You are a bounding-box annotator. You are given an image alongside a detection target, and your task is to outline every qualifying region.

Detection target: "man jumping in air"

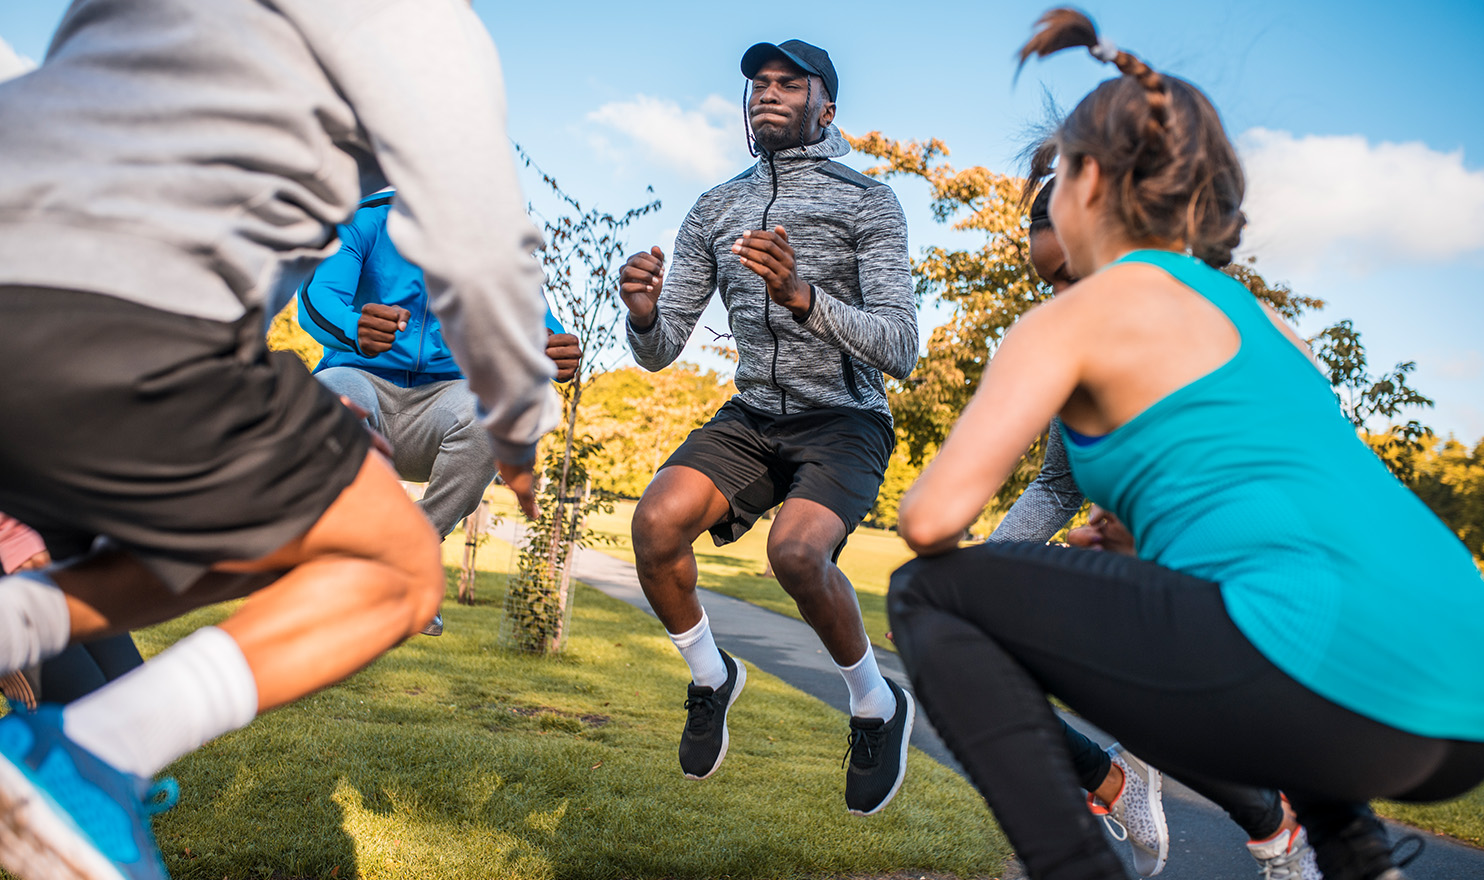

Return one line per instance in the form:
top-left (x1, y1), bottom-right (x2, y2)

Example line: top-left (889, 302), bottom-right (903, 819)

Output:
top-left (620, 39), bottom-right (919, 816)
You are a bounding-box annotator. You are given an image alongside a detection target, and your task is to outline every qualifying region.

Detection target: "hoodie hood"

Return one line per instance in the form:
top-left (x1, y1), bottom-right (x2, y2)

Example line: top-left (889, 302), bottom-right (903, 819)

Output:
top-left (758, 124), bottom-right (850, 162)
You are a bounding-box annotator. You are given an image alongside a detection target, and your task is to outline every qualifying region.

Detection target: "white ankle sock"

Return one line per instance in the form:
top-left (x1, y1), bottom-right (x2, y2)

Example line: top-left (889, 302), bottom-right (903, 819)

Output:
top-left (0, 571), bottom-right (71, 676)
top-left (837, 648), bottom-right (896, 721)
top-left (668, 611), bottom-right (728, 689)
top-left (64, 626), bottom-right (259, 778)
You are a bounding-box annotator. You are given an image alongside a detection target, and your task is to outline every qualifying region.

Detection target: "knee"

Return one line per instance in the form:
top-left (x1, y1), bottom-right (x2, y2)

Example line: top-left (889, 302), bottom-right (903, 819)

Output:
top-left (632, 495), bottom-right (687, 560)
top-left (316, 369), bottom-right (377, 414)
top-left (768, 540), bottom-right (829, 595)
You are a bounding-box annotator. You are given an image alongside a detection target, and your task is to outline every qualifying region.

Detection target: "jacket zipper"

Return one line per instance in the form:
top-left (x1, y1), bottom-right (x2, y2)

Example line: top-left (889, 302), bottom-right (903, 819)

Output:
top-left (760, 153), bottom-right (787, 414)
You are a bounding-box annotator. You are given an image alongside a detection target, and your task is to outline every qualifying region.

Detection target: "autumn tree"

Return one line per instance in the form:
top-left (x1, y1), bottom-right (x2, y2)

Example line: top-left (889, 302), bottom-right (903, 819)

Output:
top-left (1402, 436), bottom-right (1484, 562)
top-left (847, 133), bottom-right (1044, 494)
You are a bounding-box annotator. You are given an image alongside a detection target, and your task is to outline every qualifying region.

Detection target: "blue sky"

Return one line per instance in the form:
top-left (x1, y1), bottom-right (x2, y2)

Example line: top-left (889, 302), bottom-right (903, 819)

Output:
top-left (3, 1), bottom-right (1482, 440)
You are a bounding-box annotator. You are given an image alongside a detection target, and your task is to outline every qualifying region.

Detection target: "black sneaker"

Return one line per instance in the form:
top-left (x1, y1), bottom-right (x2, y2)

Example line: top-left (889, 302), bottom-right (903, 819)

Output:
top-left (420, 613), bottom-right (444, 637)
top-left (679, 649), bottom-right (746, 780)
top-left (843, 678), bottom-right (915, 816)
top-left (1310, 806), bottom-right (1422, 880)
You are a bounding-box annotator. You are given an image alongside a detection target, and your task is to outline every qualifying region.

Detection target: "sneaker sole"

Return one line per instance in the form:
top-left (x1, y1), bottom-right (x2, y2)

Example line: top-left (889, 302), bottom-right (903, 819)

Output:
top-left (683, 660), bottom-right (747, 781)
top-left (847, 686), bottom-right (915, 817)
top-left (0, 751), bottom-right (126, 880)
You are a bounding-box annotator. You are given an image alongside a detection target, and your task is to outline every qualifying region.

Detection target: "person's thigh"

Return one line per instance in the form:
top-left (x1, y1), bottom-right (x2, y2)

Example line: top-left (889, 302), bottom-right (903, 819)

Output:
top-left (767, 497), bottom-right (848, 568)
top-left (380, 379), bottom-right (490, 484)
top-left (651, 402), bottom-right (785, 547)
top-left (780, 406), bottom-right (893, 553)
top-left (0, 286), bottom-right (371, 594)
top-left (889, 542), bottom-right (1454, 803)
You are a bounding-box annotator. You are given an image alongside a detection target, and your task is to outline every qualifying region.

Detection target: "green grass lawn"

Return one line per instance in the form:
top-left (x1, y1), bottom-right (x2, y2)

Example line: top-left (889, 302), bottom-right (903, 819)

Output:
top-left (99, 534), bottom-right (1009, 880)
top-left (567, 499), bottom-right (1484, 850)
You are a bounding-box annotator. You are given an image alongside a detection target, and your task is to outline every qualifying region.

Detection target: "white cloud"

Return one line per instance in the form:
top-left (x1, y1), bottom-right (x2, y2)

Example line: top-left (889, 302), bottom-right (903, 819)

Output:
top-left (0, 35), bottom-right (37, 82)
top-left (587, 94), bottom-right (747, 182)
top-left (1237, 128), bottom-right (1484, 274)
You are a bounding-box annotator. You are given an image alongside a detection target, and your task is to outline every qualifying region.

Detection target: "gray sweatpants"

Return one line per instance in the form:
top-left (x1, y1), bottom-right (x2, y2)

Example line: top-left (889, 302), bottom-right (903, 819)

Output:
top-left (316, 367), bottom-right (496, 538)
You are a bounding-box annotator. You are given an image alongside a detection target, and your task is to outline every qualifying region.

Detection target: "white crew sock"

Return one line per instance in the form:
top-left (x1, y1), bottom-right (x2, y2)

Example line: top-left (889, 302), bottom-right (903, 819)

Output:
top-left (668, 611), bottom-right (728, 689)
top-left (0, 571), bottom-right (72, 676)
top-left (64, 626), bottom-right (259, 778)
top-left (837, 648), bottom-right (896, 721)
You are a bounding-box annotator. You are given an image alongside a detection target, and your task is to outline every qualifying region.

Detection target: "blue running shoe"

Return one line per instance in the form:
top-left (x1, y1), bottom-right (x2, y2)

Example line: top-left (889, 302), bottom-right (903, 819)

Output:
top-left (0, 703), bottom-right (177, 880)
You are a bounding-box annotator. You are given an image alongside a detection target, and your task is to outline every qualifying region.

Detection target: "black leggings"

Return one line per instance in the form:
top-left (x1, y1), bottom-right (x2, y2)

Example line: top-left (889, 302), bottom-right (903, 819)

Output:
top-left (888, 541), bottom-right (1484, 880)
top-left (40, 635), bottom-right (143, 704)
top-left (1059, 716), bottom-right (1283, 840)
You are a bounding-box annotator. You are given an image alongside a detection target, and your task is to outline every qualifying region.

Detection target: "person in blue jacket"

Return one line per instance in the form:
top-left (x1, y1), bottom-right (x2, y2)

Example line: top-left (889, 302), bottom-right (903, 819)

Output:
top-left (300, 190), bottom-right (580, 635)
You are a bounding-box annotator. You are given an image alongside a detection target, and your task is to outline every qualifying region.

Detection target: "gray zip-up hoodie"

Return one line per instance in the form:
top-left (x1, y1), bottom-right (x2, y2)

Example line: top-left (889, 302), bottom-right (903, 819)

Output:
top-left (0, 0), bottom-right (557, 464)
top-left (627, 126), bottom-right (917, 419)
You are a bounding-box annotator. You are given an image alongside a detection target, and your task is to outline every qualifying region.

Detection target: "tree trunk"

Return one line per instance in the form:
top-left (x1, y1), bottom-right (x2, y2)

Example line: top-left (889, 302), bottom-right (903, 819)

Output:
top-left (457, 499), bottom-right (490, 605)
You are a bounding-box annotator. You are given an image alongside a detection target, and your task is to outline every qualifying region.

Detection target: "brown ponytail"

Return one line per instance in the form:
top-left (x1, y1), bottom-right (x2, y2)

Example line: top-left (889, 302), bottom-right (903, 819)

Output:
top-left (1018, 8), bottom-right (1245, 268)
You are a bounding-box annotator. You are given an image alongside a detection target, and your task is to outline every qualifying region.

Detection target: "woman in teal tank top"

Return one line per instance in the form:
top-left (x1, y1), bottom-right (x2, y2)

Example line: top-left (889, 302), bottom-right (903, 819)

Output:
top-left (887, 10), bottom-right (1484, 880)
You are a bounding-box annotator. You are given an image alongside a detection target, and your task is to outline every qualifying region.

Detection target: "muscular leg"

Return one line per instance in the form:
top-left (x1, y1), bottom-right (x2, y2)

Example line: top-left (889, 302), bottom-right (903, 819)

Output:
top-left (765, 498), bottom-right (866, 666)
top-left (630, 465), bottom-right (732, 634)
top-left (53, 451), bottom-right (443, 711)
top-left (392, 381), bottom-right (498, 539)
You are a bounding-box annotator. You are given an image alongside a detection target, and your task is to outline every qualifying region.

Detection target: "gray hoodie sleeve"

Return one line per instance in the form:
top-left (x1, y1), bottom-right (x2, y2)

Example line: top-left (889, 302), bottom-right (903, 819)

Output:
top-left (990, 419), bottom-right (1087, 543)
top-left (627, 200), bottom-right (716, 371)
top-left (288, 0), bottom-right (559, 465)
top-left (798, 185), bottom-right (918, 379)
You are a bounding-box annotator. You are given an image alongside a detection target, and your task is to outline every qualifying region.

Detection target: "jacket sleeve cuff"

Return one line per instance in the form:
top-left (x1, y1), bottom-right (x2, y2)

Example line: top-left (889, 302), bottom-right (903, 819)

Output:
top-left (790, 284), bottom-right (817, 324)
top-left (628, 308), bottom-right (660, 335)
top-left (488, 438), bottom-right (539, 467)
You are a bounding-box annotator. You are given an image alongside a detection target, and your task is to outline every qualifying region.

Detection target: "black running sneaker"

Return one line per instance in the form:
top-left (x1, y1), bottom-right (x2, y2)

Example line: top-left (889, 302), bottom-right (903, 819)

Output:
top-left (843, 678), bottom-right (915, 816)
top-left (678, 649), bottom-right (746, 780)
top-left (1310, 806), bottom-right (1422, 880)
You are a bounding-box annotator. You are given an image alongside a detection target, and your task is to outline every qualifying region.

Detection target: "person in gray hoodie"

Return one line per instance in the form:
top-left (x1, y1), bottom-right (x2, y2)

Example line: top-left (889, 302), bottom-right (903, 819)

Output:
top-left (0, 2), bottom-right (557, 878)
top-left (619, 39), bottom-right (919, 817)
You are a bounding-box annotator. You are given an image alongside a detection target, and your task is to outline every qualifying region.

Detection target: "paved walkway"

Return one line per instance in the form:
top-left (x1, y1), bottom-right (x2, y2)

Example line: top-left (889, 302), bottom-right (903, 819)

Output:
top-left (493, 522), bottom-right (1484, 879)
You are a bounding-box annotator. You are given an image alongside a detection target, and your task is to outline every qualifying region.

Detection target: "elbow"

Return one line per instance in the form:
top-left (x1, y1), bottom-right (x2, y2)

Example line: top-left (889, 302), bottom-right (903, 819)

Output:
top-left (898, 486), bottom-right (972, 557)
top-left (897, 506), bottom-right (952, 557)
top-left (885, 348), bottom-right (919, 381)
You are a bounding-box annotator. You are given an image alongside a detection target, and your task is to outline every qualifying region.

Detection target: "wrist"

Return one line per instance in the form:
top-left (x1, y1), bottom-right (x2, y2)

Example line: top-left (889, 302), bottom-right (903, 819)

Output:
top-left (628, 307), bottom-right (658, 334)
top-left (787, 282), bottom-right (815, 322)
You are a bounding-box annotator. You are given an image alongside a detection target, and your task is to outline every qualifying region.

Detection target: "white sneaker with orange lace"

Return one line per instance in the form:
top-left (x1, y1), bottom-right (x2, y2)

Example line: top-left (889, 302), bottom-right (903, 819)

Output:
top-left (1248, 824), bottom-right (1322, 880)
top-left (1087, 743), bottom-right (1169, 877)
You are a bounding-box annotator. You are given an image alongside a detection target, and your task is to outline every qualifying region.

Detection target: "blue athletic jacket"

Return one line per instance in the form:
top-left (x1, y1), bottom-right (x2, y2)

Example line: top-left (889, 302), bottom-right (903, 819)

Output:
top-left (299, 191), bottom-right (562, 387)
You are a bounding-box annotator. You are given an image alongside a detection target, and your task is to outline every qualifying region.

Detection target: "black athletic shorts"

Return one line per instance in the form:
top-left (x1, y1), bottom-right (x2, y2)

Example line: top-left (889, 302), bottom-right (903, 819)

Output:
top-left (0, 286), bottom-right (370, 592)
top-left (662, 398), bottom-right (894, 555)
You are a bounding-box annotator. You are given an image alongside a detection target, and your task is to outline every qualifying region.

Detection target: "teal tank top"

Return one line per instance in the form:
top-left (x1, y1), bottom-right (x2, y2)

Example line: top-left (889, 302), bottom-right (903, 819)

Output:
top-left (1062, 250), bottom-right (1484, 740)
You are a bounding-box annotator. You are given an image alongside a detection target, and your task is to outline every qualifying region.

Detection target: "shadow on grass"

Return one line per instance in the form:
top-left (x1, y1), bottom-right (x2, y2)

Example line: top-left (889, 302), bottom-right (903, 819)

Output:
top-left (131, 563), bottom-right (1008, 879)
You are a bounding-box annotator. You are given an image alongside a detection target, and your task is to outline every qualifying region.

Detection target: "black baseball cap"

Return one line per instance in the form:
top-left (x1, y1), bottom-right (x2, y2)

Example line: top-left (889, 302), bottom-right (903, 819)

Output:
top-left (741, 40), bottom-right (838, 103)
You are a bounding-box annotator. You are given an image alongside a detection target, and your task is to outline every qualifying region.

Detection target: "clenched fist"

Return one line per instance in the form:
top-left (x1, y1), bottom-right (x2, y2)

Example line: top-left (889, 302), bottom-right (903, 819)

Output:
top-left (619, 246), bottom-right (665, 330)
top-left (357, 303), bottom-right (409, 356)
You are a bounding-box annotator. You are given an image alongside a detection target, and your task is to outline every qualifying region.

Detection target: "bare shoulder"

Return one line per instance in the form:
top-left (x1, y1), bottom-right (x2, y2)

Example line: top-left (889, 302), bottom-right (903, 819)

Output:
top-left (1040, 262), bottom-right (1180, 329)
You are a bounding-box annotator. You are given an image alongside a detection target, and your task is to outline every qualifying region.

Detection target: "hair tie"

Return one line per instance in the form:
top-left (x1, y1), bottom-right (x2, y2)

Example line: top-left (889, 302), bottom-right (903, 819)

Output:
top-left (1090, 36), bottom-right (1119, 63)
